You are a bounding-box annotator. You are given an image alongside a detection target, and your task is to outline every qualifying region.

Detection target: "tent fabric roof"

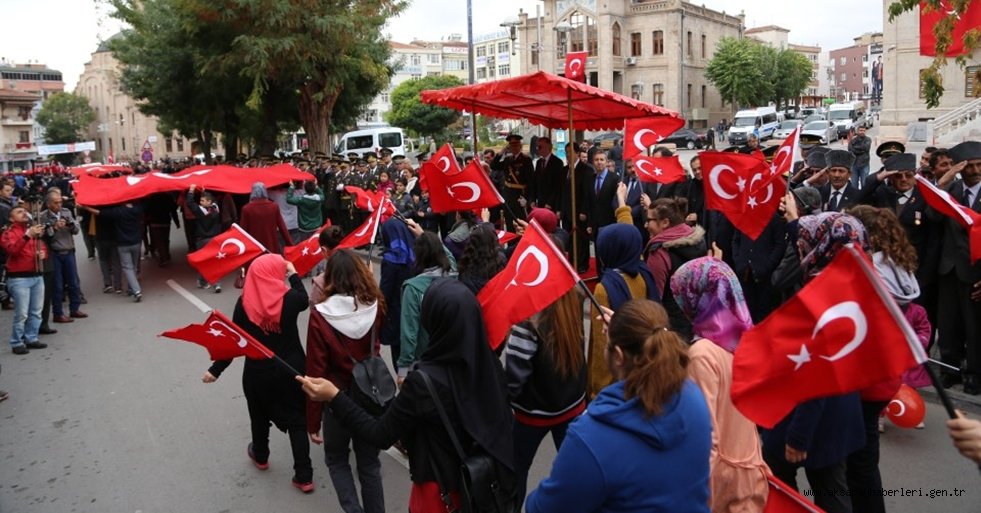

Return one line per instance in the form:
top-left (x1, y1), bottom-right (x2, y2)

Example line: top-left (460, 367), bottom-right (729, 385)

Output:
top-left (420, 71), bottom-right (680, 131)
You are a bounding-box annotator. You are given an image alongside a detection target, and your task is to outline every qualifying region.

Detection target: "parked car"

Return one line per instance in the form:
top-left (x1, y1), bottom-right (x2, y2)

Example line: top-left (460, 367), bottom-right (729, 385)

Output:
top-left (801, 120), bottom-right (838, 144)
top-left (773, 120), bottom-right (802, 139)
top-left (662, 128), bottom-right (707, 150)
top-left (592, 132), bottom-right (623, 149)
top-left (803, 114), bottom-right (825, 125)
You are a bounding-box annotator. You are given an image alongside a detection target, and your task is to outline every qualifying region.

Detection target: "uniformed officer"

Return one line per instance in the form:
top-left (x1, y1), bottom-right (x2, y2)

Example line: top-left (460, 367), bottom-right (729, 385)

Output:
top-left (490, 133), bottom-right (533, 230)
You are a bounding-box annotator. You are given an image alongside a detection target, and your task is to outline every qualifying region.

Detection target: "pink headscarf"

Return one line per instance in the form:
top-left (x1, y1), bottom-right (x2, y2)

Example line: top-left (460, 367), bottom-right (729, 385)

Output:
top-left (668, 257), bottom-right (754, 352)
top-left (242, 254), bottom-right (290, 333)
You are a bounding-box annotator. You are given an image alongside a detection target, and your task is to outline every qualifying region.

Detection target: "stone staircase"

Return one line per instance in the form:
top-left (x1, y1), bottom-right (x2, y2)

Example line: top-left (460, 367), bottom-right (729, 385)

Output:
top-left (930, 96), bottom-right (981, 145)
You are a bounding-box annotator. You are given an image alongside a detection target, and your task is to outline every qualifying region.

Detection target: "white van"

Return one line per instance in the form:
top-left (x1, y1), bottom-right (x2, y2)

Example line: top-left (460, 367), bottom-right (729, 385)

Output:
top-left (727, 106), bottom-right (780, 144)
top-left (828, 102), bottom-right (867, 137)
top-left (333, 127), bottom-right (410, 158)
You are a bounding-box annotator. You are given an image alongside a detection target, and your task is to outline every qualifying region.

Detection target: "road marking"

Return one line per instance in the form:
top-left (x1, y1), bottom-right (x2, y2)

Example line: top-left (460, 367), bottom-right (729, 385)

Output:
top-left (167, 279), bottom-right (212, 313)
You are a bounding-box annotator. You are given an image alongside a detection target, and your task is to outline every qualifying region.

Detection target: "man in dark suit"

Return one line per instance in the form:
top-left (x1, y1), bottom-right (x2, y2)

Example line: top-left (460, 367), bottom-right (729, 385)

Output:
top-left (932, 141), bottom-right (981, 394)
top-left (528, 137), bottom-right (565, 212)
top-left (589, 151), bottom-right (619, 233)
top-left (561, 143), bottom-right (594, 272)
top-left (621, 159), bottom-right (647, 240)
top-left (818, 150), bottom-right (859, 212)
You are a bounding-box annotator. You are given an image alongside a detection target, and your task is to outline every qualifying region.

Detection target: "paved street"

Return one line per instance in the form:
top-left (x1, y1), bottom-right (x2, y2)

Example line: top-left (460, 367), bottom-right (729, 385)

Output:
top-left (0, 210), bottom-right (978, 513)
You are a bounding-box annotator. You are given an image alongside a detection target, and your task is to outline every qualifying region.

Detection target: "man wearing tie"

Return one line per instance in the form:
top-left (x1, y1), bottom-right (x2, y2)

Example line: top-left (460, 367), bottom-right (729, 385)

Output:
top-left (620, 159), bottom-right (647, 241)
top-left (528, 137), bottom-right (565, 213)
top-left (932, 140), bottom-right (981, 395)
top-left (589, 152), bottom-right (619, 234)
top-left (819, 150), bottom-right (858, 212)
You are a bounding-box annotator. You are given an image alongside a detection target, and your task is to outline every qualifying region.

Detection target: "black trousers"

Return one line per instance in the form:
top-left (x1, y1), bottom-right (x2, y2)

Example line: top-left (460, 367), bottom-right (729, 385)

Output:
top-left (502, 187), bottom-right (527, 232)
top-left (937, 271), bottom-right (981, 377)
top-left (846, 400), bottom-right (888, 513)
top-left (766, 455), bottom-right (852, 513)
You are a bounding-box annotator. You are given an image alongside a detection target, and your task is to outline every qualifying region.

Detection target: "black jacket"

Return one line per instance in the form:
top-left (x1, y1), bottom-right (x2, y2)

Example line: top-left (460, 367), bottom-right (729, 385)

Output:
top-left (529, 153), bottom-right (566, 211)
top-left (589, 169), bottom-right (619, 229)
top-left (731, 214), bottom-right (788, 280)
top-left (505, 320), bottom-right (587, 426)
top-left (933, 180), bottom-right (981, 284)
top-left (818, 182), bottom-right (859, 212)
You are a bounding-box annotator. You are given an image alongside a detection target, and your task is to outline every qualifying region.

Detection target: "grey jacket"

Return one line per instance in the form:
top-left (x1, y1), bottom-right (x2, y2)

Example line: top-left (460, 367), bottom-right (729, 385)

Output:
top-left (39, 208), bottom-right (79, 252)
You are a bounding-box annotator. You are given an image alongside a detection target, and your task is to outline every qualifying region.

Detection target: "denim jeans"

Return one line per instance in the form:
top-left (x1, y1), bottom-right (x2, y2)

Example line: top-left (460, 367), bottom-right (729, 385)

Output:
top-left (851, 164), bottom-right (869, 189)
top-left (322, 409), bottom-right (385, 513)
top-left (117, 243), bottom-right (142, 295)
top-left (8, 276), bottom-right (44, 347)
top-left (51, 251), bottom-right (82, 316)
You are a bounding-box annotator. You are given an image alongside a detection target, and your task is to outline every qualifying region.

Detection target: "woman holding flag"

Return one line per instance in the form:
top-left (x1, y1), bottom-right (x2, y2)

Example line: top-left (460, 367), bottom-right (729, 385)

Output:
top-left (202, 253), bottom-right (314, 494)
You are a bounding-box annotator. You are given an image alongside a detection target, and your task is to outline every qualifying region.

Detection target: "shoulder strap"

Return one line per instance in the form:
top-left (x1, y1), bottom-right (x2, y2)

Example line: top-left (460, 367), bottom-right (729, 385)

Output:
top-left (326, 321), bottom-right (378, 365)
top-left (418, 370), bottom-right (467, 461)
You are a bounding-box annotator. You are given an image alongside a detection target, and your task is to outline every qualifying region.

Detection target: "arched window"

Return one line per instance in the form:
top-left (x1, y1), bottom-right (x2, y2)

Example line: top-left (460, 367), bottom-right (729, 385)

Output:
top-left (612, 22), bottom-right (621, 57)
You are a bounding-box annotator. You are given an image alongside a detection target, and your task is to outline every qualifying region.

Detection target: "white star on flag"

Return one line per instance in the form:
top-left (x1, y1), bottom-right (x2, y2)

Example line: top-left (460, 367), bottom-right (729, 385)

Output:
top-left (747, 195), bottom-right (759, 209)
top-left (301, 247), bottom-right (309, 256)
top-left (216, 252), bottom-right (226, 259)
top-left (654, 167), bottom-right (663, 176)
top-left (787, 344), bottom-right (811, 370)
top-left (736, 177), bottom-right (747, 191)
top-left (207, 328), bottom-right (224, 337)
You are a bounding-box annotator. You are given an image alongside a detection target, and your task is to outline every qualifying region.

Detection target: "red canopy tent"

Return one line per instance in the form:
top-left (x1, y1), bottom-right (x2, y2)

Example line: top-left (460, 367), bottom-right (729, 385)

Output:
top-left (420, 70), bottom-right (682, 266)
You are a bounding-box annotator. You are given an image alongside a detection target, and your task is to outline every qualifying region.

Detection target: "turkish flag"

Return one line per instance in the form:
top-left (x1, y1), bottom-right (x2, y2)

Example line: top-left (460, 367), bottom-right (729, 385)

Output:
top-left (764, 475), bottom-right (825, 513)
top-left (284, 219), bottom-right (332, 276)
top-left (419, 143), bottom-right (461, 193)
top-left (336, 200), bottom-right (387, 249)
top-left (699, 151), bottom-right (784, 240)
top-left (496, 230), bottom-right (519, 245)
top-left (915, 175), bottom-right (981, 262)
top-left (478, 220), bottom-right (579, 349)
top-left (770, 128), bottom-right (801, 178)
top-left (345, 186), bottom-right (376, 211)
top-left (731, 245), bottom-right (927, 428)
top-left (633, 155), bottom-right (687, 184)
top-left (187, 223), bottom-right (267, 284)
top-left (623, 117), bottom-right (687, 161)
top-left (920, 1), bottom-right (981, 56)
top-left (424, 158), bottom-right (504, 213)
top-left (564, 51), bottom-right (588, 82)
top-left (160, 309), bottom-right (274, 361)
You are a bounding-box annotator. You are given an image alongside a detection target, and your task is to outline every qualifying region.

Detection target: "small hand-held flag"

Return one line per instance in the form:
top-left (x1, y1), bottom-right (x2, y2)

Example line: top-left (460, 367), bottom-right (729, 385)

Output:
top-left (769, 127), bottom-right (801, 178)
top-left (623, 117), bottom-right (687, 161)
top-left (336, 196), bottom-right (388, 249)
top-left (419, 143), bottom-right (462, 193)
top-left (699, 151), bottom-right (784, 240)
top-left (915, 175), bottom-right (981, 262)
top-left (763, 475), bottom-right (826, 513)
top-left (425, 158), bottom-right (504, 213)
top-left (477, 220), bottom-right (580, 349)
top-left (284, 219), bottom-right (332, 276)
top-left (731, 244), bottom-right (926, 428)
top-left (633, 155), bottom-right (687, 184)
top-left (187, 223), bottom-right (267, 283)
top-left (564, 51), bottom-right (588, 82)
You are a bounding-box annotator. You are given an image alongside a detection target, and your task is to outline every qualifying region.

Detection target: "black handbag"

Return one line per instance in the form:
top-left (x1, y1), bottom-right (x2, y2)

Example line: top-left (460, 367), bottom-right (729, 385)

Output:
top-left (333, 324), bottom-right (396, 416)
top-left (419, 371), bottom-right (516, 513)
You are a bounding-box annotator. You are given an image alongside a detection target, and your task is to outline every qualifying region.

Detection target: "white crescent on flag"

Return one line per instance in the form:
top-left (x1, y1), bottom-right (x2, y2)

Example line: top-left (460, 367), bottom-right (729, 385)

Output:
top-left (507, 246), bottom-right (549, 289)
top-left (708, 164), bottom-right (739, 200)
top-left (218, 238), bottom-right (247, 257)
top-left (209, 320), bottom-right (248, 348)
top-left (814, 301), bottom-right (868, 362)
top-left (448, 182), bottom-right (481, 203)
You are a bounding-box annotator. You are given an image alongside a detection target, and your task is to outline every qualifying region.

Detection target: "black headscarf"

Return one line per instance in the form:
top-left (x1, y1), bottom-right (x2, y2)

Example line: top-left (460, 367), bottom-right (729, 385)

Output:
top-left (417, 279), bottom-right (514, 470)
top-left (597, 223), bottom-right (659, 309)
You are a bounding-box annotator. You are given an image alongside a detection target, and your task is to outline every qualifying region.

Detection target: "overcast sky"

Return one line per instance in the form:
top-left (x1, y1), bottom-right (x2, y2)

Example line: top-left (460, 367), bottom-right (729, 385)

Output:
top-left (1, 0), bottom-right (883, 91)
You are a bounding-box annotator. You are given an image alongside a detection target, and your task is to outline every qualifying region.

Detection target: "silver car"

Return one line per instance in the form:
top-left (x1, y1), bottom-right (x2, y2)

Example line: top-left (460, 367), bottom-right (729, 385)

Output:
top-left (773, 120), bottom-right (801, 139)
top-left (801, 120), bottom-right (838, 144)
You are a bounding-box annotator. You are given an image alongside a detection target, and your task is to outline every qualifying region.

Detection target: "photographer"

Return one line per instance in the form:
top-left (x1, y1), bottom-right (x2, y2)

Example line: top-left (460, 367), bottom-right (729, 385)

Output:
top-left (39, 191), bottom-right (86, 323)
top-left (0, 206), bottom-right (49, 355)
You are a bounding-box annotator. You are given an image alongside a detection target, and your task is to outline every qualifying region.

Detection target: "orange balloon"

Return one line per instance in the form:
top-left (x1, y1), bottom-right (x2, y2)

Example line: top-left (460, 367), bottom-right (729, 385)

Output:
top-left (886, 384), bottom-right (926, 429)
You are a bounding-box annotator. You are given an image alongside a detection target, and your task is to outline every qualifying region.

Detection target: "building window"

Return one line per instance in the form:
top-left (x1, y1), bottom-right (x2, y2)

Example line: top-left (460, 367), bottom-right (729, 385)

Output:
top-left (569, 12), bottom-right (584, 53)
top-left (862, 54), bottom-right (868, 62)
top-left (557, 31), bottom-right (567, 58)
top-left (612, 23), bottom-right (622, 57)
top-left (427, 71), bottom-right (440, 76)
top-left (177, 138), bottom-right (184, 152)
top-left (498, 42), bottom-right (509, 53)
top-left (122, 138), bottom-right (126, 152)
top-left (652, 83), bottom-right (664, 106)
top-left (19, 131), bottom-right (29, 143)
top-left (840, 72), bottom-right (847, 81)
top-left (631, 32), bottom-right (642, 56)
top-left (411, 54), bottom-right (421, 66)
top-left (381, 92), bottom-right (390, 103)
top-left (489, 65), bottom-right (496, 78)
top-left (839, 57), bottom-right (846, 66)
top-left (477, 68), bottom-right (487, 80)
top-left (687, 83), bottom-right (692, 108)
top-left (687, 31), bottom-right (693, 58)
top-left (17, 106), bottom-right (31, 119)
top-left (653, 30), bottom-right (664, 55)
top-left (477, 46), bottom-right (486, 57)
top-left (427, 54), bottom-right (440, 64)
top-left (966, 65), bottom-right (980, 97)
top-left (531, 45), bottom-right (539, 66)
top-left (165, 138), bottom-right (173, 153)
top-left (410, 73), bottom-right (422, 79)
top-left (501, 64), bottom-right (512, 76)
top-left (587, 16), bottom-right (598, 56)
top-left (132, 112), bottom-right (136, 125)
top-left (701, 85), bottom-right (707, 108)
top-left (701, 34), bottom-right (706, 59)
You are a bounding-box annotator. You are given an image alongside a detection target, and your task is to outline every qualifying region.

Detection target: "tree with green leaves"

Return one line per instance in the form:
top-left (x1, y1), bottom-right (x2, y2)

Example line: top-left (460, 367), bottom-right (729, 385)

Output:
top-left (183, 0), bottom-right (407, 154)
top-left (705, 37), bottom-right (768, 108)
top-left (889, 0), bottom-right (980, 108)
top-left (773, 49), bottom-right (815, 109)
top-left (36, 93), bottom-right (96, 145)
top-left (386, 75), bottom-right (464, 142)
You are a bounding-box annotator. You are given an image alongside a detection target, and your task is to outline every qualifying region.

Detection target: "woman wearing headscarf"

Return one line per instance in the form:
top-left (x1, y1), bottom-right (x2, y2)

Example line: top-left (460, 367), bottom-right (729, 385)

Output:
top-left (587, 186), bottom-right (659, 398)
top-left (202, 253), bottom-right (314, 493)
top-left (670, 257), bottom-right (769, 513)
top-left (526, 299), bottom-right (712, 513)
top-left (298, 279), bottom-right (515, 513)
top-left (305, 250), bottom-right (386, 513)
top-left (379, 217), bottom-right (415, 368)
top-left (239, 182), bottom-right (293, 254)
top-left (762, 212), bottom-right (866, 513)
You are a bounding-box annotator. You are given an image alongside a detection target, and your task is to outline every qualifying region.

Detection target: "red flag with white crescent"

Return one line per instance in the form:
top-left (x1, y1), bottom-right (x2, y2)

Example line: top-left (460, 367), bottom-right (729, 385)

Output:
top-left (731, 245), bottom-right (925, 428)
top-left (915, 175), bottom-right (981, 262)
top-left (633, 155), bottom-right (687, 184)
top-left (763, 475), bottom-right (825, 513)
top-left (496, 230), bottom-right (519, 246)
top-left (160, 309), bottom-right (274, 361)
top-left (564, 51), bottom-right (588, 82)
top-left (336, 197), bottom-right (388, 249)
top-left (699, 151), bottom-right (785, 240)
top-left (769, 127), bottom-right (801, 178)
top-left (424, 158), bottom-right (504, 213)
top-left (284, 219), bottom-right (333, 276)
top-left (477, 220), bottom-right (579, 349)
top-left (623, 117), bottom-right (687, 161)
top-left (920, 0), bottom-right (981, 56)
top-left (187, 223), bottom-right (267, 284)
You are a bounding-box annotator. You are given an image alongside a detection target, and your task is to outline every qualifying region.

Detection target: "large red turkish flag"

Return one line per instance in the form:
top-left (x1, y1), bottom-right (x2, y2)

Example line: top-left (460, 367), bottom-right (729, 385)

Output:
top-left (769, 127), bottom-right (801, 178)
top-left (633, 155), bottom-right (687, 184)
top-left (160, 309), bottom-right (274, 361)
top-left (623, 117), bottom-right (687, 161)
top-left (419, 143), bottom-right (461, 193)
top-left (699, 151), bottom-right (784, 240)
top-left (764, 475), bottom-right (825, 513)
top-left (424, 158), bottom-right (504, 213)
top-left (731, 245), bottom-right (926, 428)
top-left (336, 200), bottom-right (387, 249)
top-left (916, 175), bottom-right (981, 262)
top-left (187, 223), bottom-right (267, 283)
top-left (564, 51), bottom-right (588, 82)
top-left (477, 220), bottom-right (579, 349)
top-left (284, 219), bottom-right (332, 276)
top-left (920, 1), bottom-right (981, 56)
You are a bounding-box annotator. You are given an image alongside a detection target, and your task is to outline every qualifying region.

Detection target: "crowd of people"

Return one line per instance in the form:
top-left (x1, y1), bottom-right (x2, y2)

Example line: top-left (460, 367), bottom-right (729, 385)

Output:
top-left (2, 134), bottom-right (981, 513)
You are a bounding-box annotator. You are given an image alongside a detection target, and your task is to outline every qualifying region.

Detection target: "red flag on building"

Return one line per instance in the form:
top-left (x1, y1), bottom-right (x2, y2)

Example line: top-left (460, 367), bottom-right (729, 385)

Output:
top-left (478, 220), bottom-right (579, 349)
top-left (699, 151), bottom-right (784, 240)
top-left (920, 1), bottom-right (981, 56)
top-left (284, 219), bottom-right (332, 276)
top-left (633, 155), bottom-right (687, 184)
top-left (623, 117), bottom-right (687, 161)
top-left (336, 198), bottom-right (387, 249)
top-left (731, 245), bottom-right (927, 428)
top-left (764, 475), bottom-right (826, 513)
top-left (770, 127), bottom-right (801, 177)
top-left (160, 309), bottom-right (274, 361)
top-left (564, 51), bottom-right (589, 82)
top-left (915, 175), bottom-right (981, 262)
top-left (187, 223), bottom-right (267, 284)
top-left (424, 158), bottom-right (504, 213)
